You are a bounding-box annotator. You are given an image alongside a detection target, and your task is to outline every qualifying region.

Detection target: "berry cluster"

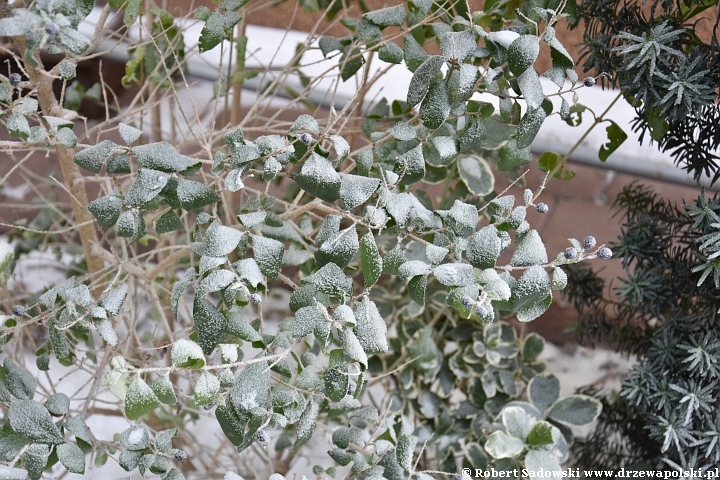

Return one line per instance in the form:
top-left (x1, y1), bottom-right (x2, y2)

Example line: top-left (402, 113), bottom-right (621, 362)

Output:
top-left (461, 296), bottom-right (488, 319)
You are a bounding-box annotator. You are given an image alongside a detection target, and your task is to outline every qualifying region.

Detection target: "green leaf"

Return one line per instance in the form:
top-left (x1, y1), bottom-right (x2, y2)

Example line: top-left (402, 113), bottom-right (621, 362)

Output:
top-left (517, 68), bottom-right (544, 110)
top-left (484, 430), bottom-right (524, 459)
top-left (378, 41), bottom-right (403, 64)
top-left (291, 114), bottom-right (319, 134)
top-left (292, 304), bottom-right (325, 338)
top-left (119, 123), bottom-right (142, 144)
top-left (508, 35), bottom-right (540, 76)
top-left (46, 393), bottom-right (70, 416)
top-left (339, 328), bottom-right (368, 368)
top-left (332, 426), bottom-right (364, 449)
top-left (155, 210), bottom-right (184, 234)
top-left (393, 144), bottom-right (425, 185)
top-left (510, 230), bottom-right (548, 267)
top-left (131, 142), bottom-right (200, 173)
top-left (498, 138), bottom-right (532, 171)
top-left (407, 55), bottom-right (444, 107)
top-left (251, 234), bottom-right (284, 279)
top-left (0, 10), bottom-right (39, 36)
top-left (440, 31), bottom-right (476, 62)
top-left (396, 434), bottom-right (413, 469)
top-left (537, 151), bottom-right (575, 180)
top-left (176, 179), bottom-right (220, 210)
top-left (197, 269), bottom-right (236, 296)
top-left (55, 128), bottom-right (78, 148)
top-left (419, 80), bottom-right (450, 129)
top-left (524, 450), bottom-right (561, 478)
top-left (199, 12), bottom-right (236, 52)
top-left (467, 225), bottom-right (501, 269)
top-left (4, 359), bottom-right (36, 400)
top-left (325, 362), bottom-right (348, 402)
top-left (116, 210), bottom-right (146, 242)
top-left (353, 297), bottom-right (388, 354)
top-left (433, 263), bottom-right (475, 286)
top-left (528, 373), bottom-right (560, 412)
top-left (7, 112), bottom-right (30, 139)
top-left (502, 406), bottom-right (532, 439)
top-left (339, 174), bottom-right (379, 209)
top-left (360, 233), bottom-right (382, 289)
top-left (294, 398), bottom-right (321, 450)
top-left (8, 400), bottom-right (64, 444)
top-left (363, 5), bottom-right (405, 26)
top-left (295, 153), bottom-right (341, 202)
top-left (408, 274), bottom-right (428, 305)
top-left (232, 258), bottom-right (265, 289)
top-left (449, 200), bottom-right (479, 229)
top-left (547, 395), bottom-right (602, 427)
top-left (125, 377), bottom-right (161, 420)
top-left (523, 332), bottom-right (545, 361)
top-left (194, 371), bottom-right (220, 406)
top-left (340, 47), bottom-right (364, 82)
top-left (151, 374), bottom-right (177, 404)
top-left (552, 267), bottom-right (568, 290)
top-left (193, 297), bottom-right (227, 355)
top-left (230, 361), bottom-right (270, 414)
top-left (515, 107), bottom-right (546, 149)
top-left (526, 421), bottom-right (554, 447)
top-left (403, 34), bottom-right (429, 73)
top-left (124, 169), bottom-right (170, 208)
top-left (0, 466), bottom-right (29, 480)
top-left (647, 107), bottom-right (669, 142)
top-left (458, 155), bottom-right (494, 195)
top-left (205, 221), bottom-right (243, 257)
top-left (57, 442), bottom-right (85, 474)
top-left (315, 226), bottom-right (358, 269)
top-left (171, 339), bottom-right (206, 369)
top-left (319, 36), bottom-right (342, 57)
top-left (512, 265), bottom-right (551, 322)
top-left (88, 195), bottom-right (123, 228)
top-left (599, 120), bottom-right (627, 161)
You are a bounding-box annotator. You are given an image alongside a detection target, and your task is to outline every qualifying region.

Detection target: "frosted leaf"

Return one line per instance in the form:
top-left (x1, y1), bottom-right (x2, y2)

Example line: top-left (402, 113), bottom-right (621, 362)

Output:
top-left (131, 142), bottom-right (199, 173)
top-left (398, 260), bottom-right (432, 279)
top-left (453, 64), bottom-right (479, 102)
top-left (379, 41), bottom-right (404, 63)
top-left (171, 268), bottom-right (195, 318)
top-left (56, 442), bottom-right (85, 474)
top-left (251, 234), bottom-right (284, 279)
top-left (393, 144), bottom-right (425, 185)
top-left (4, 358), bottom-right (36, 400)
top-left (88, 194), bottom-right (123, 228)
top-left (291, 114), bottom-right (319, 134)
top-left (524, 189), bottom-right (533, 205)
top-left (517, 68), bottom-right (544, 110)
top-left (407, 55), bottom-right (443, 106)
top-left (125, 377), bottom-right (161, 420)
top-left (302, 262), bottom-right (353, 300)
top-left (410, 196), bottom-right (442, 230)
top-left (93, 318), bottom-right (117, 347)
top-left (516, 107), bottom-right (547, 149)
top-left (6, 112), bottom-right (30, 139)
top-left (457, 155), bottom-right (494, 195)
top-left (477, 269), bottom-right (511, 301)
top-left (194, 371), bottom-right (220, 406)
top-left (295, 153), bottom-right (341, 202)
top-left (230, 361), bottom-right (270, 414)
top-left (0, 466), bottom-right (29, 480)
top-left (205, 221), bottom-right (243, 257)
top-left (420, 80), bottom-right (451, 130)
top-left (432, 136), bottom-right (457, 164)
top-left (118, 123), bottom-right (142, 144)
top-left (387, 122), bottom-right (416, 141)
top-left (231, 258), bottom-right (265, 289)
top-left (363, 5), bottom-right (405, 26)
top-left (238, 211), bottom-right (265, 229)
top-left (225, 473), bottom-right (246, 480)
top-left (292, 305), bottom-right (325, 338)
top-left (263, 157), bottom-right (282, 180)
top-left (513, 266), bottom-right (552, 322)
top-left (433, 263), bottom-right (475, 286)
top-left (316, 215), bottom-right (342, 247)
top-left (220, 344), bottom-right (239, 364)
top-left (55, 128), bottom-right (77, 148)
top-left (332, 426), bottom-right (364, 449)
top-left (120, 425), bottom-right (150, 450)
top-left (353, 297), bottom-right (388, 354)
top-left (9, 400), bottom-right (64, 444)
top-left (42, 116), bottom-right (73, 130)
top-left (339, 174), bottom-right (380, 209)
top-left (467, 225), bottom-right (502, 269)
top-left (225, 169), bottom-right (245, 192)
top-left (200, 255), bottom-right (226, 276)
top-left (283, 243), bottom-right (314, 267)
top-left (485, 30), bottom-right (520, 49)
top-left (230, 144), bottom-right (259, 167)
top-left (364, 206), bottom-right (388, 229)
top-left (328, 135), bottom-right (350, 162)
top-left (316, 226), bottom-right (359, 268)
top-left (56, 26), bottom-right (90, 55)
top-left (193, 297), bottom-right (227, 355)
top-left (0, 9), bottom-right (39, 36)
top-left (491, 195), bottom-right (515, 216)
top-left (171, 339), bottom-right (205, 368)
top-left (359, 234), bottom-right (383, 288)
top-left (339, 328), bottom-right (368, 367)
top-left (404, 33), bottom-right (430, 72)
top-left (124, 169), bottom-right (169, 207)
top-left (449, 200), bottom-right (478, 229)
top-left (551, 267), bottom-right (568, 290)
top-left (152, 374), bottom-right (178, 404)
top-left (197, 269), bottom-right (236, 297)
top-left (425, 244), bottom-right (448, 265)
top-left (508, 35), bottom-right (540, 76)
top-left (510, 230), bottom-right (548, 266)
top-left (354, 146), bottom-right (374, 176)
top-left (386, 192), bottom-right (414, 225)
top-left (396, 434), bottom-right (414, 469)
top-left (98, 289), bottom-right (126, 316)
top-left (116, 210), bottom-right (145, 242)
top-left (332, 304), bottom-right (354, 326)
top-left (294, 398), bottom-right (321, 450)
top-left (177, 179), bottom-right (221, 210)
top-left (440, 31), bottom-right (476, 62)
top-left (46, 393), bottom-right (70, 415)
top-left (73, 140), bottom-right (119, 173)
top-left (13, 97), bottom-right (37, 115)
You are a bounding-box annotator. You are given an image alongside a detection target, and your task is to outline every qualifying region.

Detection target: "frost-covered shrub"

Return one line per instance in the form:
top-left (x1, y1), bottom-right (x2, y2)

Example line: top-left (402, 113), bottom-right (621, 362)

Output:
top-left (0, 0), bottom-right (615, 478)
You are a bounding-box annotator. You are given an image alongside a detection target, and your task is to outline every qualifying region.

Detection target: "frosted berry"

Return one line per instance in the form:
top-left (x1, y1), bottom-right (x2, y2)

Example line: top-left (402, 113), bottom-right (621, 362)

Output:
top-left (508, 25), bottom-right (522, 34)
top-left (475, 305), bottom-right (488, 318)
top-left (173, 450), bottom-right (187, 461)
top-left (597, 247), bottom-right (612, 259)
top-left (249, 293), bottom-right (262, 304)
top-left (346, 384), bottom-right (354, 395)
top-left (256, 430), bottom-right (267, 442)
top-left (583, 236), bottom-right (596, 249)
top-left (564, 247), bottom-right (577, 260)
top-left (536, 202), bottom-right (548, 214)
top-left (299, 133), bottom-right (313, 145)
top-left (45, 23), bottom-right (58, 36)
top-left (9, 73), bottom-right (21, 87)
top-left (12, 305), bottom-right (25, 316)
top-left (461, 296), bottom-right (475, 308)
top-left (583, 76), bottom-right (596, 87)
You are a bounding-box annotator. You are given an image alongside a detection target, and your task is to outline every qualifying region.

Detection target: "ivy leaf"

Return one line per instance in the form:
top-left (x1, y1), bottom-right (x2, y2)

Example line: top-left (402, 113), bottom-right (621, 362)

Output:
top-left (251, 235), bottom-right (284, 279)
top-left (8, 400), bottom-right (64, 444)
top-left (407, 55), bottom-right (444, 107)
top-left (193, 297), bottom-right (228, 355)
top-left (353, 297), bottom-right (388, 354)
top-left (125, 377), bottom-right (161, 420)
top-left (57, 442), bottom-right (85, 474)
top-left (360, 233), bottom-right (382, 289)
top-left (295, 153), bottom-right (341, 202)
top-left (599, 121), bottom-right (627, 161)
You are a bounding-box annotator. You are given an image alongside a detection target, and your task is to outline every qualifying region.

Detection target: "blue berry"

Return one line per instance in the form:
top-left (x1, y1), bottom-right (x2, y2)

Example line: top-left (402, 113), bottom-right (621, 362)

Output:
top-left (256, 430), bottom-right (267, 442)
top-left (173, 450), bottom-right (187, 461)
top-left (583, 76), bottom-right (596, 87)
top-left (45, 23), bottom-right (58, 36)
top-left (249, 293), bottom-right (262, 304)
top-left (475, 305), bottom-right (488, 318)
top-left (583, 236), bottom-right (596, 249)
top-left (597, 247), bottom-right (612, 259)
top-left (461, 296), bottom-right (475, 308)
top-left (299, 133), bottom-right (313, 145)
top-left (536, 202), bottom-right (548, 214)
top-left (9, 73), bottom-right (21, 87)
top-left (12, 305), bottom-right (24, 316)
top-left (564, 247), bottom-right (577, 260)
